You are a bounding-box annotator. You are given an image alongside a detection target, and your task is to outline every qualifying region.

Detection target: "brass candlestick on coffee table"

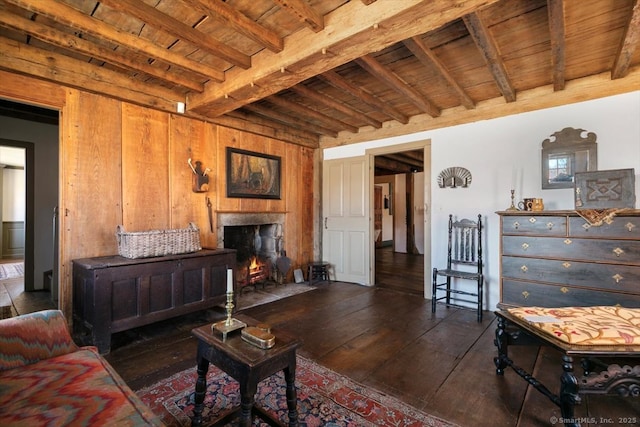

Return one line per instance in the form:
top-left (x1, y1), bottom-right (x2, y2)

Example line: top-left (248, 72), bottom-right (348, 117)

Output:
top-left (212, 268), bottom-right (246, 341)
top-left (212, 292), bottom-right (246, 341)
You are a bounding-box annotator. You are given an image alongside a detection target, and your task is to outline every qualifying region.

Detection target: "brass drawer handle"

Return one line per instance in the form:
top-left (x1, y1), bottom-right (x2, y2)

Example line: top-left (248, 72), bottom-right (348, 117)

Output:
top-left (547, 222), bottom-right (554, 230)
top-left (613, 247), bottom-right (624, 257)
top-left (562, 262), bottom-right (571, 268)
top-left (626, 222), bottom-right (636, 232)
top-left (582, 223), bottom-right (591, 231)
top-left (520, 265), bottom-right (528, 273)
top-left (513, 221), bottom-right (520, 229)
top-left (529, 217), bottom-right (537, 223)
top-left (612, 274), bottom-right (624, 283)
top-left (560, 287), bottom-right (569, 294)
top-left (521, 243), bottom-right (529, 250)
top-left (564, 239), bottom-right (572, 245)
top-left (522, 291), bottom-right (530, 299)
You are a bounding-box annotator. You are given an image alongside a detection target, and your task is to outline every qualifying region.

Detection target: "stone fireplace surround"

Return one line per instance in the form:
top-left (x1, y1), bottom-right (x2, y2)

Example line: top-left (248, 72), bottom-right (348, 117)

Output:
top-left (216, 212), bottom-right (285, 269)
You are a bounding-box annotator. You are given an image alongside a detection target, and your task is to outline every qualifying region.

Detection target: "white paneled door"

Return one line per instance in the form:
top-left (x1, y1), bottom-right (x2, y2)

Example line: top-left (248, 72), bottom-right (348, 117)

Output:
top-left (322, 157), bottom-right (370, 285)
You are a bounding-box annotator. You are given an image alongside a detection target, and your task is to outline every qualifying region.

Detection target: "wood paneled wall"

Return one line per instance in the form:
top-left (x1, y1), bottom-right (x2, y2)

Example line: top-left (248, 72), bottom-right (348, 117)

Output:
top-left (0, 71), bottom-right (315, 322)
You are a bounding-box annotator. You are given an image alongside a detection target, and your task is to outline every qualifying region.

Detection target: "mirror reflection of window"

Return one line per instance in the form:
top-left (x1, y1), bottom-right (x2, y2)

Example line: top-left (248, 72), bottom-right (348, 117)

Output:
top-left (548, 153), bottom-right (572, 183)
top-left (540, 127), bottom-right (597, 189)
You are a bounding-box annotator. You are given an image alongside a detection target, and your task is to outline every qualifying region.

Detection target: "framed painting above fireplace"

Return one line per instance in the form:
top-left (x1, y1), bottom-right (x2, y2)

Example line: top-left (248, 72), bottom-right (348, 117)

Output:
top-left (226, 148), bottom-right (281, 199)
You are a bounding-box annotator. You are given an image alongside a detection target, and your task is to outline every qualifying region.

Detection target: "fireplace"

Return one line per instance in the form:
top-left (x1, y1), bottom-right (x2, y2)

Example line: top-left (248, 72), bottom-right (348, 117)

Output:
top-left (217, 213), bottom-right (285, 289)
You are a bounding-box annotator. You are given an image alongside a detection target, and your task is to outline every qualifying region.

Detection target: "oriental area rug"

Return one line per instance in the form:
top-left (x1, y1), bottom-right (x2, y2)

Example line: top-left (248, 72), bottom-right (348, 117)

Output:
top-left (137, 356), bottom-right (457, 427)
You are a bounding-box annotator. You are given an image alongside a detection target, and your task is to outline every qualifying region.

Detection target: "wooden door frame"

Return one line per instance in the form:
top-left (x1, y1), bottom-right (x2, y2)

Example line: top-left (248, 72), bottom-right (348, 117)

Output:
top-left (366, 140), bottom-right (431, 295)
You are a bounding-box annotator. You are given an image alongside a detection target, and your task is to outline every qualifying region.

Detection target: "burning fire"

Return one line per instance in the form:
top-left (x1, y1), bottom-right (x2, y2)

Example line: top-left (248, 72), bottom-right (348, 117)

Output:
top-left (249, 256), bottom-right (259, 270)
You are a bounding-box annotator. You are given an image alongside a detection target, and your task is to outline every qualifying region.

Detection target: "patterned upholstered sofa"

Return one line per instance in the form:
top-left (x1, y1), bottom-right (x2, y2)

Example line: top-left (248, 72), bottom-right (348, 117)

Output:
top-left (0, 309), bottom-right (162, 426)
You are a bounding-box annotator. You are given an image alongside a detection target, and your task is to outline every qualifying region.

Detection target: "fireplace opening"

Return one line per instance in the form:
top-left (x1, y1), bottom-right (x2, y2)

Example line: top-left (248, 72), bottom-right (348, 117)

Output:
top-left (224, 223), bottom-right (283, 290)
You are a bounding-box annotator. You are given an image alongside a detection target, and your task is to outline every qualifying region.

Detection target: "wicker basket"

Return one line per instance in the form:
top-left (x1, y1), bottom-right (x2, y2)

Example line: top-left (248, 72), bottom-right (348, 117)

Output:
top-left (116, 223), bottom-right (202, 259)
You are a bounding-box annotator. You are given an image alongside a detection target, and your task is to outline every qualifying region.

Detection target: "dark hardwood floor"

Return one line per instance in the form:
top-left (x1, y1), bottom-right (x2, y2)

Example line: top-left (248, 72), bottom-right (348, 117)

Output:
top-left (4, 252), bottom-right (639, 426)
top-left (102, 283), bottom-right (639, 426)
top-left (375, 246), bottom-right (424, 295)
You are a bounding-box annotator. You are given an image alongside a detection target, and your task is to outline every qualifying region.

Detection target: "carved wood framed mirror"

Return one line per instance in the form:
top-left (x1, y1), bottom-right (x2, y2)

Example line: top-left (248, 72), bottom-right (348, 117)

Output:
top-left (541, 127), bottom-right (597, 189)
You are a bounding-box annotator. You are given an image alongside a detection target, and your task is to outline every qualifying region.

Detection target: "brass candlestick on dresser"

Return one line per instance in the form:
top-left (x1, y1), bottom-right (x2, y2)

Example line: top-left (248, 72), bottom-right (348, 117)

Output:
top-left (506, 189), bottom-right (519, 211)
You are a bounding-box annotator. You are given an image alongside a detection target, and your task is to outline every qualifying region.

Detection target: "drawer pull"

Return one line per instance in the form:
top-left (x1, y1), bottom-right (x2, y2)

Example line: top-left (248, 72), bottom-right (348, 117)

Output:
top-left (612, 274), bottom-right (624, 283)
top-left (560, 287), bottom-right (569, 294)
top-left (529, 217), bottom-right (537, 223)
top-left (564, 239), bottom-right (572, 245)
top-left (546, 222), bottom-right (554, 230)
top-left (626, 222), bottom-right (636, 232)
top-left (562, 262), bottom-right (571, 268)
top-left (613, 247), bottom-right (624, 257)
top-left (521, 291), bottom-right (530, 299)
top-left (520, 265), bottom-right (528, 273)
top-left (582, 223), bottom-right (591, 231)
top-left (513, 221), bottom-right (520, 229)
top-left (521, 243), bottom-right (529, 250)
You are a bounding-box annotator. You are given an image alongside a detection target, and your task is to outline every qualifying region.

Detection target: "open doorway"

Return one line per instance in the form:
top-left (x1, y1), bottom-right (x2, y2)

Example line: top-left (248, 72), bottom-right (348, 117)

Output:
top-left (369, 141), bottom-right (431, 296)
top-left (0, 100), bottom-right (59, 307)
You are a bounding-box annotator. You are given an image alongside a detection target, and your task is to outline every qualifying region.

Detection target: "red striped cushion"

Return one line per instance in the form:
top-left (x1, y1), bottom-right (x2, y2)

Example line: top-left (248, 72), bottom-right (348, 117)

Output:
top-left (0, 310), bottom-right (78, 370)
top-left (0, 348), bottom-right (161, 426)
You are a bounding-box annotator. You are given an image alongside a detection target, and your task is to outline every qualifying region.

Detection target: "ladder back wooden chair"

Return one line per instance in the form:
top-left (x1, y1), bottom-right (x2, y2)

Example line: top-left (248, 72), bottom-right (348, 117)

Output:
top-left (431, 214), bottom-right (484, 322)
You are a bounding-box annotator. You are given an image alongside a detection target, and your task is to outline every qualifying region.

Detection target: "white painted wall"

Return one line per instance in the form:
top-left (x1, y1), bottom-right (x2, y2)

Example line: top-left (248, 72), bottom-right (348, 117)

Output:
top-left (325, 91), bottom-right (640, 310)
top-left (2, 168), bottom-right (25, 221)
top-left (393, 175), bottom-right (407, 252)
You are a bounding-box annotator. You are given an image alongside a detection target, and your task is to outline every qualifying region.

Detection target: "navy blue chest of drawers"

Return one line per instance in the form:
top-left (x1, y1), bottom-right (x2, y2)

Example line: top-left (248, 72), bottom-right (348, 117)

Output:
top-left (497, 210), bottom-right (640, 308)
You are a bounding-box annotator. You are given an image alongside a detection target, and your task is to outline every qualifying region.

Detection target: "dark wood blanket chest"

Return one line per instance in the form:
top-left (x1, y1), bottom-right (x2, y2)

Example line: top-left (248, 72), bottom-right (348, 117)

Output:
top-left (73, 249), bottom-right (236, 353)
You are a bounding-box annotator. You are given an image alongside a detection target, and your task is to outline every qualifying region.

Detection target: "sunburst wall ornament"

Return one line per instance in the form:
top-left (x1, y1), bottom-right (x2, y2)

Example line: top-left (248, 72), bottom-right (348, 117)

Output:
top-left (437, 167), bottom-right (472, 188)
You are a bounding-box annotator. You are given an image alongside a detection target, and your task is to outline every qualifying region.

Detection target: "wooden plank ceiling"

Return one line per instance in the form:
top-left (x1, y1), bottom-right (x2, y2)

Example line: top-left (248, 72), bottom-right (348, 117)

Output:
top-left (0, 0), bottom-right (638, 175)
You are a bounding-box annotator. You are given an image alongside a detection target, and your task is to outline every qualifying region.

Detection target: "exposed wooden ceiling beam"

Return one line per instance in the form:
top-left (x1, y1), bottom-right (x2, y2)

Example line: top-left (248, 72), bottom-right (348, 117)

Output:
top-left (0, 37), bottom-right (183, 112)
top-left (98, 0), bottom-right (250, 69)
top-left (215, 109), bottom-right (319, 147)
top-left (321, 68), bottom-right (640, 147)
top-left (357, 55), bottom-right (441, 117)
top-left (463, 11), bottom-right (516, 102)
top-left (0, 5), bottom-right (204, 92)
top-left (187, 0), bottom-right (500, 116)
top-left (375, 156), bottom-right (414, 174)
top-left (403, 37), bottom-right (475, 109)
top-left (612, 0), bottom-right (640, 79)
top-left (243, 103), bottom-right (337, 138)
top-left (272, 0), bottom-right (324, 32)
top-left (290, 84), bottom-right (382, 129)
top-left (266, 95), bottom-right (359, 133)
top-left (184, 0), bottom-right (284, 53)
top-left (4, 0), bottom-right (225, 82)
top-left (394, 150), bottom-right (424, 162)
top-left (547, 0), bottom-right (566, 91)
top-left (384, 153), bottom-right (423, 169)
top-left (320, 70), bottom-right (409, 124)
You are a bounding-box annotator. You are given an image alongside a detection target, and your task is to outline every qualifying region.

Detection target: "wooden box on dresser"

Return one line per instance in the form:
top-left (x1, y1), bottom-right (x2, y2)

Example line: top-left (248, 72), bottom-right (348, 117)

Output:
top-left (497, 210), bottom-right (640, 308)
top-left (73, 248), bottom-right (236, 354)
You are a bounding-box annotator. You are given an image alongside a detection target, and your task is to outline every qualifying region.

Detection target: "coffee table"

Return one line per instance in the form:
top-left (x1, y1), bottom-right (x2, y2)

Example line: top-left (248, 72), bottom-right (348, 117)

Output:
top-left (494, 309), bottom-right (640, 427)
top-left (191, 314), bottom-right (301, 427)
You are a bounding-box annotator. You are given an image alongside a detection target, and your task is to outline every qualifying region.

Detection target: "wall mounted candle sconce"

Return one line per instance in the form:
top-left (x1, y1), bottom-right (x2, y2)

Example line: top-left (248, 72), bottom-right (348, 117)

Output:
top-left (437, 167), bottom-right (472, 188)
top-left (188, 158), bottom-right (211, 193)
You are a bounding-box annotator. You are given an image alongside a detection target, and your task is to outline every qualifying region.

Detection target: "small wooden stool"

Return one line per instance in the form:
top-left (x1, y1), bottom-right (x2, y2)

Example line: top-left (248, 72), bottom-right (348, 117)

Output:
top-left (307, 262), bottom-right (330, 286)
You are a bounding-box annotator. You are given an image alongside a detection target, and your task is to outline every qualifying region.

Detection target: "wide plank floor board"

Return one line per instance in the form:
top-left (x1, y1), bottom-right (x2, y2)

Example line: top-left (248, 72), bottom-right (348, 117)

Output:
top-left (7, 271), bottom-right (640, 426)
